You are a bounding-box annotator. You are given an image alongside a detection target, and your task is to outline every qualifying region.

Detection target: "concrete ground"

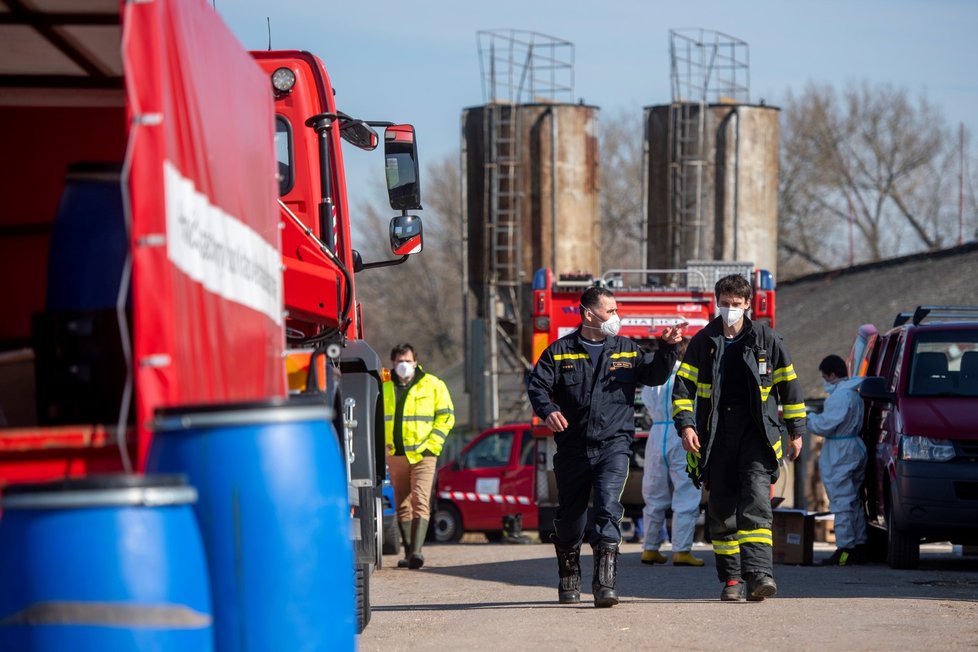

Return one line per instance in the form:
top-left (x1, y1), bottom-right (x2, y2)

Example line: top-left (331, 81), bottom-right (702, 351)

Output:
top-left (359, 538), bottom-right (978, 651)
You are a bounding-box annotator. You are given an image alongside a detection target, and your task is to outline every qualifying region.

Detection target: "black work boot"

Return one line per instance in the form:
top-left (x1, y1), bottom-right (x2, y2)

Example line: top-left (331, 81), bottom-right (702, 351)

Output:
top-left (555, 547), bottom-right (581, 604)
top-left (408, 518), bottom-right (428, 569)
top-left (821, 547), bottom-right (866, 566)
top-left (591, 543), bottom-right (619, 608)
top-left (746, 573), bottom-right (777, 601)
top-left (397, 520), bottom-right (412, 568)
top-left (720, 579), bottom-right (745, 602)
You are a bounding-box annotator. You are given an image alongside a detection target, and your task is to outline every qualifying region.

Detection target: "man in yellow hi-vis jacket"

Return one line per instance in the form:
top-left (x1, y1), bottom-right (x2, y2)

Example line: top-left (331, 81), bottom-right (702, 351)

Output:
top-left (383, 343), bottom-right (454, 569)
top-left (673, 274), bottom-right (806, 602)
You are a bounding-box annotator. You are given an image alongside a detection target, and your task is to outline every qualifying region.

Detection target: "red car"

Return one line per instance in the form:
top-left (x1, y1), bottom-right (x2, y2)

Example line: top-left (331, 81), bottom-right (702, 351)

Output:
top-left (431, 424), bottom-right (541, 542)
top-left (858, 306), bottom-right (978, 568)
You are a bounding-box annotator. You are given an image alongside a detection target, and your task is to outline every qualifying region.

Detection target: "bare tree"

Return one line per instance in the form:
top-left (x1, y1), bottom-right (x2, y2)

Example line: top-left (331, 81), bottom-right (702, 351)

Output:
top-left (599, 108), bottom-right (645, 269)
top-left (353, 154), bottom-right (464, 370)
top-left (778, 81), bottom-right (976, 277)
top-left (354, 112), bottom-right (649, 368)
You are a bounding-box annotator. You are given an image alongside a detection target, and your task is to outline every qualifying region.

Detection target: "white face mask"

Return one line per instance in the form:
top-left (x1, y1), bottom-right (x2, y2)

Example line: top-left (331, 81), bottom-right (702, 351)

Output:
top-left (823, 380), bottom-right (837, 394)
top-left (394, 361), bottom-right (416, 381)
top-left (718, 306), bottom-right (745, 328)
top-left (600, 313), bottom-right (622, 337)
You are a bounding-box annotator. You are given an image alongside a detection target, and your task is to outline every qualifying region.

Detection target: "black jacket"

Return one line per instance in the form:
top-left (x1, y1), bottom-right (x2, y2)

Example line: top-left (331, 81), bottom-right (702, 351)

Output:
top-left (528, 328), bottom-right (677, 453)
top-left (672, 317), bottom-right (806, 470)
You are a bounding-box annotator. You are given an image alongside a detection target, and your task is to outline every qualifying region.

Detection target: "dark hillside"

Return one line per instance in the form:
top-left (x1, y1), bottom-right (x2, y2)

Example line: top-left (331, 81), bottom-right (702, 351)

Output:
top-left (776, 242), bottom-right (978, 400)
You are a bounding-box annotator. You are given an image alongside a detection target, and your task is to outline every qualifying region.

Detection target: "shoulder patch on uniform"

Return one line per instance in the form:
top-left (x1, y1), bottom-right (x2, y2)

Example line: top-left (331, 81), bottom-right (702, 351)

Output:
top-left (610, 361), bottom-right (633, 370)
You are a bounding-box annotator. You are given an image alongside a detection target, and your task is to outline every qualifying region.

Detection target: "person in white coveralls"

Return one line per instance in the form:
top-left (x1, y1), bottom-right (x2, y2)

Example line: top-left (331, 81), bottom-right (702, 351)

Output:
top-left (639, 337), bottom-right (704, 567)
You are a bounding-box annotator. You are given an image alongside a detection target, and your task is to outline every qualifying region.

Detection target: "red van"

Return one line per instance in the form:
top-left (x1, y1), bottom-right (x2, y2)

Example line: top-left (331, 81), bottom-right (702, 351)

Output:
top-left (431, 424), bottom-right (541, 542)
top-left (858, 306), bottom-right (978, 568)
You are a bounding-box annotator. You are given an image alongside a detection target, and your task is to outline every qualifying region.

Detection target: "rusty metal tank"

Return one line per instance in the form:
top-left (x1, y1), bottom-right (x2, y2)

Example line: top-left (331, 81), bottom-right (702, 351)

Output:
top-left (644, 103), bottom-right (780, 276)
top-left (462, 102), bottom-right (600, 301)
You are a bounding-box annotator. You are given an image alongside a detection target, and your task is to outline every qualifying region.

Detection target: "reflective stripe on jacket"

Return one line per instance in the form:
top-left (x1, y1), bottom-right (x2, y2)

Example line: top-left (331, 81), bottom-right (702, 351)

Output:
top-left (383, 370), bottom-right (455, 464)
top-left (671, 317), bottom-right (806, 469)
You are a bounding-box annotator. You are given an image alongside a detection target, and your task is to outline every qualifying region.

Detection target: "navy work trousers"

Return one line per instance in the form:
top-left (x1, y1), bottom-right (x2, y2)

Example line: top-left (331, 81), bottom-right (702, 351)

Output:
top-left (706, 404), bottom-right (778, 581)
top-left (552, 443), bottom-right (630, 551)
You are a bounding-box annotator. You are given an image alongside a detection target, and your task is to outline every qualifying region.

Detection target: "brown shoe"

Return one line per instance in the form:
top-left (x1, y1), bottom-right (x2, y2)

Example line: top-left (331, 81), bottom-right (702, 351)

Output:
top-left (641, 550), bottom-right (667, 565)
top-left (672, 551), bottom-right (705, 566)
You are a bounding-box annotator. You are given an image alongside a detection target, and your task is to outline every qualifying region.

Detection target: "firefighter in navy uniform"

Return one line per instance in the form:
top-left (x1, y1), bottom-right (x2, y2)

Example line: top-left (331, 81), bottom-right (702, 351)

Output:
top-left (528, 286), bottom-right (686, 608)
top-left (673, 274), bottom-right (806, 602)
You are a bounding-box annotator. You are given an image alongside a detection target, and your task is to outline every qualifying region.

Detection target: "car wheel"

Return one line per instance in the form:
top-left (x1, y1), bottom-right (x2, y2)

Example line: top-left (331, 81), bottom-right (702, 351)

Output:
top-left (355, 562), bottom-right (370, 633)
top-left (885, 490), bottom-right (920, 569)
top-left (382, 517), bottom-right (400, 555)
top-left (432, 502), bottom-right (463, 543)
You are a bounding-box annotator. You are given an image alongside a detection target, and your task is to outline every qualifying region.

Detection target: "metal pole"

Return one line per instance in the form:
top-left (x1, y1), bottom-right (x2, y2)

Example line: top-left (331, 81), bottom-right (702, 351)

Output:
top-left (460, 111), bottom-right (470, 395)
top-left (960, 122), bottom-right (965, 247)
top-left (641, 108), bottom-right (650, 267)
top-left (550, 106), bottom-right (558, 271)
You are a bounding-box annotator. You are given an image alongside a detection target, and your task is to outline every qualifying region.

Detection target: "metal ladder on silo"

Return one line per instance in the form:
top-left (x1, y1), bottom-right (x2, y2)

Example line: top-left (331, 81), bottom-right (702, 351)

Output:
top-left (487, 101), bottom-right (530, 424)
top-left (669, 100), bottom-right (707, 262)
top-left (489, 102), bottom-right (520, 293)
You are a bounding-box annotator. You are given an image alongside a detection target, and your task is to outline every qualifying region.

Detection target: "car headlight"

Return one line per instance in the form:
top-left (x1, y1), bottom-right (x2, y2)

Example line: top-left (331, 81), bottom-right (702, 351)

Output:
top-left (901, 435), bottom-right (955, 462)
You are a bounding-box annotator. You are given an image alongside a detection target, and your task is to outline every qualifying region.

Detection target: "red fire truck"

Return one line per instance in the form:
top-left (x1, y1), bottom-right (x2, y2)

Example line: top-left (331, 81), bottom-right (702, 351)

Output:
top-left (0, 0), bottom-right (421, 633)
top-left (528, 262), bottom-right (776, 539)
top-left (530, 262), bottom-right (776, 363)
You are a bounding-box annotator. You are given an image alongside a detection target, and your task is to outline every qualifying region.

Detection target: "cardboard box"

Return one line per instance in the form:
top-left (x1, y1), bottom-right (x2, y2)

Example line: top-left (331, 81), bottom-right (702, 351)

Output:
top-left (772, 509), bottom-right (815, 565)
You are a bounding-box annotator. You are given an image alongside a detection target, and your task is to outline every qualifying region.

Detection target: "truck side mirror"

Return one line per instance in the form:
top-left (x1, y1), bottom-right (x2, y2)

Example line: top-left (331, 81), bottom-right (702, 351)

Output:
top-left (390, 214), bottom-right (423, 256)
top-left (384, 124), bottom-right (421, 210)
top-left (340, 119), bottom-right (379, 151)
top-left (859, 376), bottom-right (895, 402)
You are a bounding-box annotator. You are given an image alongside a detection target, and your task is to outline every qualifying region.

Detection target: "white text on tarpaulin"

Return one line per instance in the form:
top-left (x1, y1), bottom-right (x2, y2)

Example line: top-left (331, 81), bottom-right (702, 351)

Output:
top-left (164, 160), bottom-right (283, 325)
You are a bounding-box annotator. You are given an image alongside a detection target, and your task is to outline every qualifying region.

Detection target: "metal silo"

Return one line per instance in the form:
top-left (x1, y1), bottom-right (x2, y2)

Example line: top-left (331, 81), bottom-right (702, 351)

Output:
top-left (463, 31), bottom-right (599, 430)
top-left (644, 102), bottom-right (780, 275)
top-left (463, 102), bottom-right (600, 299)
top-left (644, 29), bottom-right (780, 278)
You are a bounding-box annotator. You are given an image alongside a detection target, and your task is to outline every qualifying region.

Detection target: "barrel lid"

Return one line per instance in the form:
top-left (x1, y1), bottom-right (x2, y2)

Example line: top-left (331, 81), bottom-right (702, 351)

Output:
top-left (3, 473), bottom-right (187, 496)
top-left (154, 394), bottom-right (333, 431)
top-left (1, 474), bottom-right (197, 510)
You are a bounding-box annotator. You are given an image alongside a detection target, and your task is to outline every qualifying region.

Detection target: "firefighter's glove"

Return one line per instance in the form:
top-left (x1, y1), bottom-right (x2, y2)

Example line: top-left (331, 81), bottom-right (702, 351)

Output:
top-left (685, 451), bottom-right (702, 489)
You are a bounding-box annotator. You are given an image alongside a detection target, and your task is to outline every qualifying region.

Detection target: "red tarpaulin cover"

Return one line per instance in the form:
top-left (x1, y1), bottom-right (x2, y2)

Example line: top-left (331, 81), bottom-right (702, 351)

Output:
top-left (123, 0), bottom-right (286, 468)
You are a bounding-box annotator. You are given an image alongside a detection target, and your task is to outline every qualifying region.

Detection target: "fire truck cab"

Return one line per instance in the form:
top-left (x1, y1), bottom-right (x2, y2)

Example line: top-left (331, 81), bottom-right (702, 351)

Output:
top-left (252, 50), bottom-right (425, 632)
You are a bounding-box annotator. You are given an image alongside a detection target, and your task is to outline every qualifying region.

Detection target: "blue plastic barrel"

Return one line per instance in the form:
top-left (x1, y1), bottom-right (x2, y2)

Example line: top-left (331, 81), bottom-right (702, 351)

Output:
top-left (149, 397), bottom-right (354, 652)
top-left (46, 162), bottom-right (129, 312)
top-left (0, 474), bottom-right (213, 652)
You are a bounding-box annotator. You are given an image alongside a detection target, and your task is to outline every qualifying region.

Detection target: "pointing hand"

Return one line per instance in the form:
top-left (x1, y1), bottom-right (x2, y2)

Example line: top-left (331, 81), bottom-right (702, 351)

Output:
top-left (660, 321), bottom-right (689, 344)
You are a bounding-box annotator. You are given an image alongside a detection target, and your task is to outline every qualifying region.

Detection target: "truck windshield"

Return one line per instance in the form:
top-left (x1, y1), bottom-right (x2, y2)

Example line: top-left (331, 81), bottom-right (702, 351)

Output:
top-left (275, 116), bottom-right (294, 196)
top-left (908, 330), bottom-right (978, 397)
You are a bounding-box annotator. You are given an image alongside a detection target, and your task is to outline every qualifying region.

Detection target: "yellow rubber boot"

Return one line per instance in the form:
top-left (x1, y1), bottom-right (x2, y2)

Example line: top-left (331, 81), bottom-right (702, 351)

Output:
top-left (672, 551), bottom-right (705, 566)
top-left (641, 550), bottom-right (668, 565)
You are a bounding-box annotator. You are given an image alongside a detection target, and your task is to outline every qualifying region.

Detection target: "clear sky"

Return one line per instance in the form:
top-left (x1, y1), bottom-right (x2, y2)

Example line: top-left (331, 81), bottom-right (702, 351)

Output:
top-left (218, 0), bottom-right (978, 216)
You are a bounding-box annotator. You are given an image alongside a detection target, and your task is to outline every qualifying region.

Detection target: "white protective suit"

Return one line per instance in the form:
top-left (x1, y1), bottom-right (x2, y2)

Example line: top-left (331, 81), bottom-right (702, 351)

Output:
top-left (640, 363), bottom-right (700, 552)
top-left (807, 376), bottom-right (867, 549)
